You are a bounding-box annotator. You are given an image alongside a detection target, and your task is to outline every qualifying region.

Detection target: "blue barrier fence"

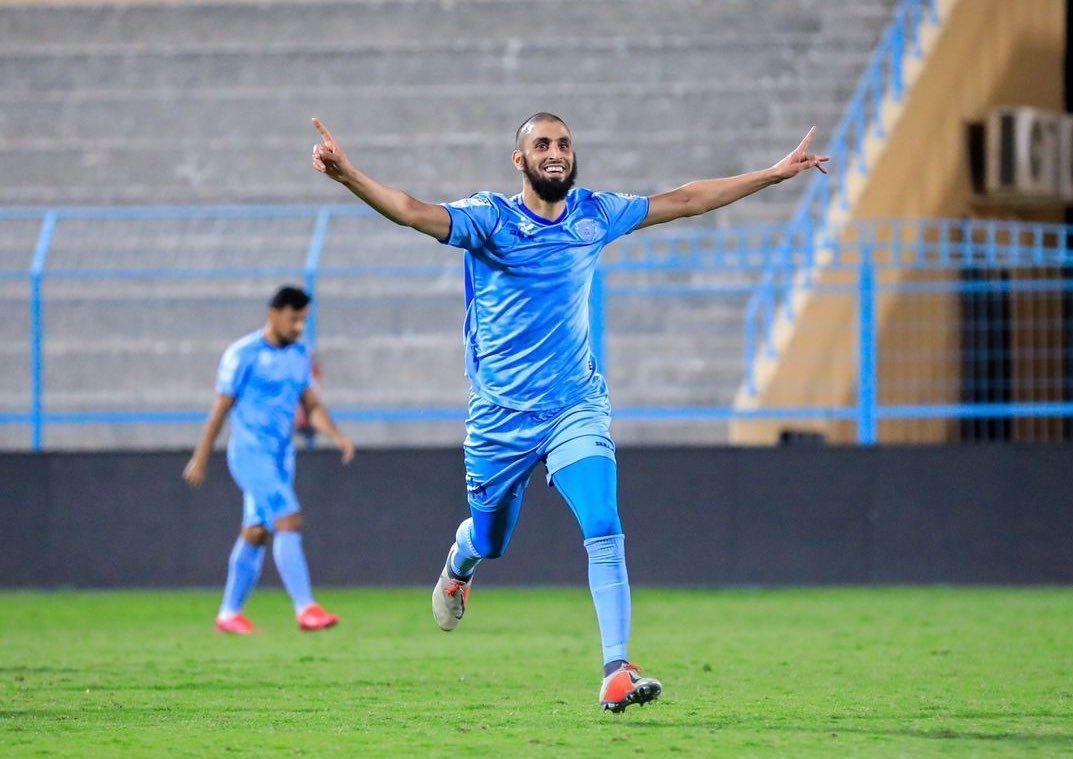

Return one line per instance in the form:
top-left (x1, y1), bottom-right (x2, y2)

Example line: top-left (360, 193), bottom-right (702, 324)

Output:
top-left (737, 218), bottom-right (1073, 444)
top-left (2, 207), bottom-right (1073, 449)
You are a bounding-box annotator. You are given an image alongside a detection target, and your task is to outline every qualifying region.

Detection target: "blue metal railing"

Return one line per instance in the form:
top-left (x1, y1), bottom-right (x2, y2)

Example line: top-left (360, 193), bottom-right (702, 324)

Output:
top-left (741, 0), bottom-right (943, 397)
top-left (4, 210), bottom-right (1073, 448)
top-left (738, 217), bottom-right (1073, 442)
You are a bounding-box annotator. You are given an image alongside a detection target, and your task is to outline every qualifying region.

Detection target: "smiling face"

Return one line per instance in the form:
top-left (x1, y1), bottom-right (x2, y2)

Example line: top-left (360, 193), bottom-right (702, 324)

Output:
top-left (513, 115), bottom-right (578, 204)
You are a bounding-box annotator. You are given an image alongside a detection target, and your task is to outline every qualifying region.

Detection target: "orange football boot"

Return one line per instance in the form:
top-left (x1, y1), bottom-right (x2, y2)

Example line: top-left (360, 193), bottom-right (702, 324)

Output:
top-left (599, 663), bottom-right (662, 713)
top-left (297, 603), bottom-right (339, 631)
top-left (215, 612), bottom-right (259, 635)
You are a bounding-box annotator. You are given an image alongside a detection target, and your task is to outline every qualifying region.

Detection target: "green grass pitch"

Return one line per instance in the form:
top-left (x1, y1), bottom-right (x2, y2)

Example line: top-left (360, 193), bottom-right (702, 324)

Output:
top-left (2, 587), bottom-right (1071, 757)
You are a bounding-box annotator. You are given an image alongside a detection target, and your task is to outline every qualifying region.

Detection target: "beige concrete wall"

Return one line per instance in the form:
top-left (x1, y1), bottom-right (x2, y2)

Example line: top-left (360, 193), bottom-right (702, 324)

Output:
top-left (733, 0), bottom-right (1066, 444)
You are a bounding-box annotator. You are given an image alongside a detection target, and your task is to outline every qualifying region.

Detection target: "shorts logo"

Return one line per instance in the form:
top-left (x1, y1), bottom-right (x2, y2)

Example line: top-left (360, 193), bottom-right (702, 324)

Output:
top-left (466, 475), bottom-right (488, 502)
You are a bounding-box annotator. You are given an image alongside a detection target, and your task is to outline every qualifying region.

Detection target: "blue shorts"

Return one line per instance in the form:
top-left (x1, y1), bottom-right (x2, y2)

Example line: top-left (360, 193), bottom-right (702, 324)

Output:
top-left (463, 391), bottom-right (616, 512)
top-left (226, 443), bottom-right (300, 529)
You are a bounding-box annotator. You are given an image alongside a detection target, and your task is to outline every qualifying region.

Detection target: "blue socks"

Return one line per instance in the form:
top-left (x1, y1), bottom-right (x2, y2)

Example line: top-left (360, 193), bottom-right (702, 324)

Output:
top-left (273, 530), bottom-right (315, 612)
top-left (585, 534), bottom-right (631, 666)
top-left (449, 518), bottom-right (482, 580)
top-left (219, 537), bottom-right (266, 617)
top-left (553, 456), bottom-right (631, 667)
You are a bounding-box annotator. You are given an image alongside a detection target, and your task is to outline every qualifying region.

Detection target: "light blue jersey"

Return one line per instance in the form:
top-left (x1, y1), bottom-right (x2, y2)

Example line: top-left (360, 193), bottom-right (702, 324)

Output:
top-left (441, 188), bottom-right (649, 411)
top-left (216, 330), bottom-right (312, 453)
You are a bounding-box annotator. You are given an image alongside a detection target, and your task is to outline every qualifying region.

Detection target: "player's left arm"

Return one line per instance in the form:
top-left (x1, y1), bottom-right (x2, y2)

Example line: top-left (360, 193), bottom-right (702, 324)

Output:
top-left (300, 386), bottom-right (355, 464)
top-left (638, 127), bottom-right (829, 229)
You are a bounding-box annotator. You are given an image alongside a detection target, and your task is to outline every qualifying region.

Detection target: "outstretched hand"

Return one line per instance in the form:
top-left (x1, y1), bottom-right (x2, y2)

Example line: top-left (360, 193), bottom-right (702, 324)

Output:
top-left (771, 126), bottom-right (830, 181)
top-left (312, 117), bottom-right (353, 182)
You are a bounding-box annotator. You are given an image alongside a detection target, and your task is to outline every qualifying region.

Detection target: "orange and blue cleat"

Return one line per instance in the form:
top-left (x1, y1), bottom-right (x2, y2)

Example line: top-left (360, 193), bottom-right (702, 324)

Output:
top-left (599, 663), bottom-right (662, 713)
top-left (432, 546), bottom-right (472, 631)
top-left (215, 612), bottom-right (259, 635)
top-left (296, 603), bottom-right (339, 631)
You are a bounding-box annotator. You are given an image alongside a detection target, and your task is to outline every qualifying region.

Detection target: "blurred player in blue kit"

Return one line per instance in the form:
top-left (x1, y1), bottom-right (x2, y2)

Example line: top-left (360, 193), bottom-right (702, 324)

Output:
top-left (184, 285), bottom-right (354, 634)
top-left (312, 113), bottom-right (826, 710)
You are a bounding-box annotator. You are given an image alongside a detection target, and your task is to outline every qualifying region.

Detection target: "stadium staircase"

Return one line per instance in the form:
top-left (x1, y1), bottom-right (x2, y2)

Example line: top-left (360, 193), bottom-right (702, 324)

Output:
top-left (733, 0), bottom-right (956, 423)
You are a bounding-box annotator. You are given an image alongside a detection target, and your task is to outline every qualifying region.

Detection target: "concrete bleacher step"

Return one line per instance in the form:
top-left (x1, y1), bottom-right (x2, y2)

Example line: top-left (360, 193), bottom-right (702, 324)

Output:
top-left (34, 291), bottom-right (463, 334)
top-left (2, 80), bottom-right (855, 142)
top-left (0, 35), bottom-right (882, 93)
top-left (0, 143), bottom-right (807, 207)
top-left (0, 0), bottom-right (899, 50)
top-left (39, 333), bottom-right (467, 400)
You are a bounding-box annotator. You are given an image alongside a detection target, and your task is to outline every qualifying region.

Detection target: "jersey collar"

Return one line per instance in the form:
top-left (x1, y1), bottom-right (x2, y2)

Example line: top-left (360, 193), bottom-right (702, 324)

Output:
top-left (513, 193), bottom-right (571, 226)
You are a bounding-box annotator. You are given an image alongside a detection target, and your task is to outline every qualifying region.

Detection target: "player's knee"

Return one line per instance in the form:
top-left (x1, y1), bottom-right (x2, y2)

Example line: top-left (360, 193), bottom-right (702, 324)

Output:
top-left (471, 532), bottom-right (508, 560)
top-left (581, 515), bottom-right (623, 541)
top-left (241, 525), bottom-right (270, 545)
top-left (459, 516), bottom-right (508, 559)
top-left (479, 543), bottom-right (507, 560)
top-left (274, 512), bottom-right (303, 533)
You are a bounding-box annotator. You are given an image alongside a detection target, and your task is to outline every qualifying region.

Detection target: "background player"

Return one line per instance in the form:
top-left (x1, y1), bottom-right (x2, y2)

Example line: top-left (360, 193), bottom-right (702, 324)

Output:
top-left (311, 113), bottom-right (826, 709)
top-left (183, 285), bottom-right (354, 634)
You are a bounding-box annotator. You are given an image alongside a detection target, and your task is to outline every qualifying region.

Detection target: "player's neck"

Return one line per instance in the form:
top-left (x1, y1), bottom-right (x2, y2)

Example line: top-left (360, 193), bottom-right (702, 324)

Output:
top-left (262, 325), bottom-right (283, 347)
top-left (520, 187), bottom-right (567, 222)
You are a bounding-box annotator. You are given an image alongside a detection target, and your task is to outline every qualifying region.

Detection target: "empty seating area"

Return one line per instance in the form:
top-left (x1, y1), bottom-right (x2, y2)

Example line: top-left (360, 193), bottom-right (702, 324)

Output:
top-left (0, 0), bottom-right (898, 448)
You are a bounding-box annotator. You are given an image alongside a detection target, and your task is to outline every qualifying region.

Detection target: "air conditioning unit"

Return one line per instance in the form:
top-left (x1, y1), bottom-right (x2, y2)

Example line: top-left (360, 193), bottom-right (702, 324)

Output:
top-left (985, 107), bottom-right (1060, 202)
top-left (1058, 114), bottom-right (1073, 204)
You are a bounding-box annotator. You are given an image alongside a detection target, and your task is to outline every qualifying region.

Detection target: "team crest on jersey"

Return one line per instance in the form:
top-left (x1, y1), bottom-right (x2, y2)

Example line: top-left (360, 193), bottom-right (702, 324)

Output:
top-left (574, 219), bottom-right (598, 241)
top-left (258, 350), bottom-right (274, 366)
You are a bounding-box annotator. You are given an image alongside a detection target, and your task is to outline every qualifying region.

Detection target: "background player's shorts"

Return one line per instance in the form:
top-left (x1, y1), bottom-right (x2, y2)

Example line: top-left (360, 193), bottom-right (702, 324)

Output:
top-left (226, 443), bottom-right (300, 529)
top-left (463, 391), bottom-right (615, 512)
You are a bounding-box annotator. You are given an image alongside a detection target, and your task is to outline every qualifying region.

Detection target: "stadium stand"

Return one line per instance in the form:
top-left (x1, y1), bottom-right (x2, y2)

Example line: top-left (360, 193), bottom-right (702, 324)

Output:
top-left (0, 0), bottom-right (899, 448)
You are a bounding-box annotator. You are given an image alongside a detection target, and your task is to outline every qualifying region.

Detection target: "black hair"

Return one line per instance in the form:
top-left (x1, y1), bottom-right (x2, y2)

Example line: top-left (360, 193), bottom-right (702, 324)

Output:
top-left (514, 112), bottom-right (568, 148)
top-left (269, 285), bottom-right (311, 310)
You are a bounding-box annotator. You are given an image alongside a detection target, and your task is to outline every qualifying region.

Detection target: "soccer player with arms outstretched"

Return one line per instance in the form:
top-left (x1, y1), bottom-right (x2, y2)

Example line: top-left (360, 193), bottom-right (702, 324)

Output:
top-left (184, 285), bottom-right (354, 634)
top-left (312, 114), bottom-right (826, 711)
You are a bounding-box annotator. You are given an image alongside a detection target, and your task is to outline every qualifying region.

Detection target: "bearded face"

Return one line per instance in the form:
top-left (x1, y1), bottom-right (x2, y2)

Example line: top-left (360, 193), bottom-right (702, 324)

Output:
top-left (520, 153), bottom-right (578, 203)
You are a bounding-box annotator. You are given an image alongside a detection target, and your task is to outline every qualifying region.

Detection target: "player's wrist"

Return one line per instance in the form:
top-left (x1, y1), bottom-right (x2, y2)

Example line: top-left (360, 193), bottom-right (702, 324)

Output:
top-left (765, 165), bottom-right (788, 184)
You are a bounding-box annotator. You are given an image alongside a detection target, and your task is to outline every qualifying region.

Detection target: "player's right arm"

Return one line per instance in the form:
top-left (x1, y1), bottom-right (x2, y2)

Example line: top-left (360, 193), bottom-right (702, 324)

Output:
top-left (311, 117), bottom-right (451, 242)
top-left (638, 127), bottom-right (829, 229)
top-left (183, 394), bottom-right (235, 487)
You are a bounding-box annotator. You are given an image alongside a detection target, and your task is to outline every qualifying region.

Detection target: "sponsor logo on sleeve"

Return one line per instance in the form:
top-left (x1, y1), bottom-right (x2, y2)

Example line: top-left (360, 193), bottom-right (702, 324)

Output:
top-left (448, 195), bottom-right (492, 209)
